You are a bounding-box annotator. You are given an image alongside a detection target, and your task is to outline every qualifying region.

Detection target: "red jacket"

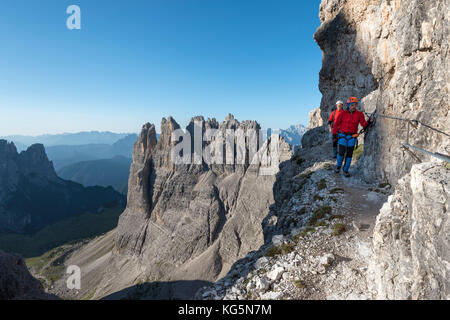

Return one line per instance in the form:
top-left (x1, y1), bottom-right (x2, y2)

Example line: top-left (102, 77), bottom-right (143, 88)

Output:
top-left (333, 110), bottom-right (368, 135)
top-left (328, 109), bottom-right (344, 126)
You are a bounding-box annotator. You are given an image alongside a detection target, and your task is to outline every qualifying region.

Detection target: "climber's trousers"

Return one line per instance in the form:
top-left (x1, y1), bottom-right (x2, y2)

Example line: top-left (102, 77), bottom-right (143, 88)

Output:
top-left (332, 134), bottom-right (338, 157)
top-left (336, 134), bottom-right (356, 173)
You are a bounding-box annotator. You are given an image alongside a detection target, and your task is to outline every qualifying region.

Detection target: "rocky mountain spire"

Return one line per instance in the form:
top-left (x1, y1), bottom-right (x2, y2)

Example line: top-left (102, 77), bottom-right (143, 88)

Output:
top-left (78, 114), bottom-right (293, 299)
top-left (126, 123), bottom-right (157, 216)
top-left (18, 144), bottom-right (57, 179)
top-left (0, 141), bottom-right (57, 179)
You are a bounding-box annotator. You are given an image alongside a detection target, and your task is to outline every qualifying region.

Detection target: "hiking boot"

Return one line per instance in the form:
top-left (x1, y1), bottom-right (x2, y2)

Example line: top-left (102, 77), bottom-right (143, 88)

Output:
top-left (335, 167), bottom-right (341, 173)
top-left (343, 171), bottom-right (350, 177)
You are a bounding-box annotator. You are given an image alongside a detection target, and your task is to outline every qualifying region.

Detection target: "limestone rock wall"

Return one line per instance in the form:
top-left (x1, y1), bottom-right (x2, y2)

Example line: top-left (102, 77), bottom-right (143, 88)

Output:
top-left (315, 0), bottom-right (449, 184)
top-left (370, 161), bottom-right (449, 299)
top-left (316, 0), bottom-right (449, 299)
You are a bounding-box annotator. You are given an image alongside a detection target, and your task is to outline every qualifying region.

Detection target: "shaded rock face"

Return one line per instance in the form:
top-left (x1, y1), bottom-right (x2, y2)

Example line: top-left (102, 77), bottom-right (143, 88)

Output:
top-left (93, 115), bottom-right (291, 297)
top-left (370, 162), bottom-right (449, 300)
top-left (0, 140), bottom-right (125, 233)
top-left (0, 250), bottom-right (58, 300)
top-left (0, 141), bottom-right (57, 192)
top-left (315, 0), bottom-right (449, 184)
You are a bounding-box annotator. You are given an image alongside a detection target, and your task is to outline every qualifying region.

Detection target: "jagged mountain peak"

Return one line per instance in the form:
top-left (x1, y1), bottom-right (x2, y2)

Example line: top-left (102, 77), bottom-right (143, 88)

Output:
top-left (0, 139), bottom-right (56, 180)
top-left (18, 143), bottom-right (57, 178)
top-left (225, 113), bottom-right (235, 121)
top-left (161, 116), bottom-right (180, 131)
top-left (0, 139), bottom-right (18, 154)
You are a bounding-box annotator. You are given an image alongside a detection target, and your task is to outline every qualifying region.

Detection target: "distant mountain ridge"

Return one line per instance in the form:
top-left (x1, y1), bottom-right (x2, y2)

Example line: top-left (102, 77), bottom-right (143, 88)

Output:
top-left (45, 134), bottom-right (138, 170)
top-left (279, 124), bottom-right (307, 146)
top-left (57, 156), bottom-right (132, 194)
top-left (268, 124), bottom-right (307, 148)
top-left (1, 131), bottom-right (135, 148)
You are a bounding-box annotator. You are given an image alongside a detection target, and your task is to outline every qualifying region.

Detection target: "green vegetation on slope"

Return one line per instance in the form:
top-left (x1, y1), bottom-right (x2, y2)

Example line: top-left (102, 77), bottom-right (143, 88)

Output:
top-left (26, 246), bottom-right (67, 274)
top-left (353, 144), bottom-right (364, 161)
top-left (0, 207), bottom-right (123, 258)
top-left (26, 245), bottom-right (73, 288)
top-left (4, 174), bottom-right (125, 234)
top-left (308, 206), bottom-right (332, 226)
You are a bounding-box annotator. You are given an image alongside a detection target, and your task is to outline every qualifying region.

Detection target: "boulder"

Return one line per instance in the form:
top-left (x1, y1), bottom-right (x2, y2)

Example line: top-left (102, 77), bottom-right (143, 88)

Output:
top-left (0, 250), bottom-right (58, 300)
top-left (267, 266), bottom-right (285, 282)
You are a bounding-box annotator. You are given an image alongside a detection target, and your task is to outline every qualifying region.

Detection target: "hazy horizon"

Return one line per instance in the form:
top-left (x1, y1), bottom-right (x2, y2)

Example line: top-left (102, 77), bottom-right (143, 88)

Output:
top-left (1, 119), bottom-right (309, 138)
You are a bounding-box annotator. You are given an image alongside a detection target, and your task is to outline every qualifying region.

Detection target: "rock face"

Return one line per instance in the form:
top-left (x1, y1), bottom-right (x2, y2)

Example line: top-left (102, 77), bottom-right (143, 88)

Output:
top-left (370, 161), bottom-right (449, 299)
top-left (315, 0), bottom-right (449, 184)
top-left (77, 115), bottom-right (292, 299)
top-left (315, 0), bottom-right (450, 300)
top-left (0, 250), bottom-right (58, 300)
top-left (306, 108), bottom-right (324, 131)
top-left (0, 140), bottom-right (125, 233)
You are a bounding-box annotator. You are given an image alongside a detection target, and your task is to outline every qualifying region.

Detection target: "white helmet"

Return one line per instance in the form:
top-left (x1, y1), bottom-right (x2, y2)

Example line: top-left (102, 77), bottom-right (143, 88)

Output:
top-left (336, 100), bottom-right (344, 105)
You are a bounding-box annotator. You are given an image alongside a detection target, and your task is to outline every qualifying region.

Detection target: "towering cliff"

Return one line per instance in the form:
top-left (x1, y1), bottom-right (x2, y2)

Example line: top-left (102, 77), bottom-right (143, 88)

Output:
top-left (313, 0), bottom-right (449, 184)
top-left (63, 115), bottom-right (291, 299)
top-left (277, 124), bottom-right (307, 148)
top-left (313, 0), bottom-right (449, 299)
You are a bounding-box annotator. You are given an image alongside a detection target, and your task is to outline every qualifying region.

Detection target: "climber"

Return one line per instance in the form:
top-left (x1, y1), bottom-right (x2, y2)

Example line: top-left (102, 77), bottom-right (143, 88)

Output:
top-left (332, 97), bottom-right (373, 177)
top-left (328, 100), bottom-right (345, 158)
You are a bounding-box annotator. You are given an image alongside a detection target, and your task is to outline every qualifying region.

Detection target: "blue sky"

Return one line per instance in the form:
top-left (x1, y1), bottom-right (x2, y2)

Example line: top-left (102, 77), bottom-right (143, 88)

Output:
top-left (0, 0), bottom-right (323, 135)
